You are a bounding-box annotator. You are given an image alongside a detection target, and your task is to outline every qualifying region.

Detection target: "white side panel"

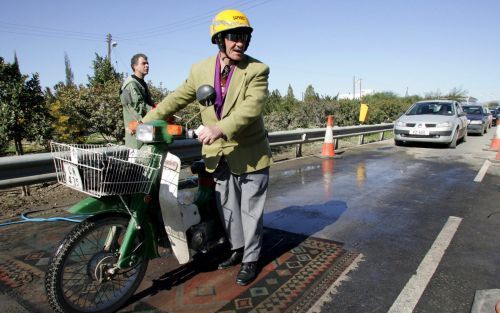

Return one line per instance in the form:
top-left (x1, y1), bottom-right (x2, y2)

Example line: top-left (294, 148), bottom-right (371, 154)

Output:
top-left (158, 152), bottom-right (190, 264)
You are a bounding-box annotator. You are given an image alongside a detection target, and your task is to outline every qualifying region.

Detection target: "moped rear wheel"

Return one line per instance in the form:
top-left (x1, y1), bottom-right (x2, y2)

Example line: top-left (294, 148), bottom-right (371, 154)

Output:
top-left (45, 216), bottom-right (149, 313)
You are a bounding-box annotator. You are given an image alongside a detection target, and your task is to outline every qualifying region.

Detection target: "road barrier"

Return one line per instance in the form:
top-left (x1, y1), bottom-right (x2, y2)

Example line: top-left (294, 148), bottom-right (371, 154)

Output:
top-left (0, 123), bottom-right (394, 189)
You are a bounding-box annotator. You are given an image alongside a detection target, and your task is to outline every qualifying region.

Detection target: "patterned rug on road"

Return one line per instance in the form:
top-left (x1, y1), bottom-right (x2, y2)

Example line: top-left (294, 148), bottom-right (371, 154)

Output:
top-left (122, 227), bottom-right (360, 313)
top-left (0, 220), bottom-right (359, 313)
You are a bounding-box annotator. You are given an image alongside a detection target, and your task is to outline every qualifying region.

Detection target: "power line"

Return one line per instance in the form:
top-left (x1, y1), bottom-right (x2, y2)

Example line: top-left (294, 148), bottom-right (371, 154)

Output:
top-left (0, 20), bottom-right (104, 40)
top-left (114, 0), bottom-right (273, 41)
top-left (0, 29), bottom-right (105, 42)
top-left (115, 19), bottom-right (208, 41)
top-left (112, 47), bottom-right (129, 74)
top-left (0, 0), bottom-right (273, 44)
top-left (114, 0), bottom-right (252, 39)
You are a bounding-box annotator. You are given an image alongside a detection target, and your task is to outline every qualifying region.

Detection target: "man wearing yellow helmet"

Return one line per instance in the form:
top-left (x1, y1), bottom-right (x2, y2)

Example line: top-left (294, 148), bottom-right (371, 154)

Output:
top-left (142, 9), bottom-right (272, 285)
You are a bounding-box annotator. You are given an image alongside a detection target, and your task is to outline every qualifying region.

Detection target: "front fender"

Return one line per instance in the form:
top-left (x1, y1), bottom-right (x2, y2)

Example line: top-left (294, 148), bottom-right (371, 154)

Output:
top-left (68, 195), bottom-right (160, 261)
top-left (67, 196), bottom-right (128, 215)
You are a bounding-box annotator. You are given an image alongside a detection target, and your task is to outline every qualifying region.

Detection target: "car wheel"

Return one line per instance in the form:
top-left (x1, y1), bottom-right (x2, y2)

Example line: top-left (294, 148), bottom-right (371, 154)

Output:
top-left (448, 129), bottom-right (458, 149)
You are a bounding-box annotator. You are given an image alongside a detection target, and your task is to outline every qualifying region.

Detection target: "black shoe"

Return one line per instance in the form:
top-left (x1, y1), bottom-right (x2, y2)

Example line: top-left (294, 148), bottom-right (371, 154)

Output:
top-left (236, 262), bottom-right (258, 286)
top-left (218, 250), bottom-right (243, 270)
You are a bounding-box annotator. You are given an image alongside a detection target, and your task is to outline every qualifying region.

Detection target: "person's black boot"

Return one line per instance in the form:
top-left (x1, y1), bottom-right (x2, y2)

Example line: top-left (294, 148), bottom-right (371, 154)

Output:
top-left (236, 262), bottom-right (257, 285)
top-left (218, 249), bottom-right (243, 270)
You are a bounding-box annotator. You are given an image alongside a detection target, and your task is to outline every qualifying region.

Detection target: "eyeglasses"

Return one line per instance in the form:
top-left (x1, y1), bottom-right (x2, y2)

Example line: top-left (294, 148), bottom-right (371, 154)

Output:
top-left (224, 32), bottom-right (250, 42)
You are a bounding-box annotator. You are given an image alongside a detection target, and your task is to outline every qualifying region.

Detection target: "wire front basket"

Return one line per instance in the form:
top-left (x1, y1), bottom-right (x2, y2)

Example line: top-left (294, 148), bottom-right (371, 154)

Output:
top-left (50, 142), bottom-right (162, 197)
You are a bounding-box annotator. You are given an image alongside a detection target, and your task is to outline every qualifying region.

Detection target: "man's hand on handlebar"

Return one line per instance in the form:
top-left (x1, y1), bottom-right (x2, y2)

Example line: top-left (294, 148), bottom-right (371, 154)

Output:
top-left (127, 121), bottom-right (140, 135)
top-left (197, 125), bottom-right (224, 145)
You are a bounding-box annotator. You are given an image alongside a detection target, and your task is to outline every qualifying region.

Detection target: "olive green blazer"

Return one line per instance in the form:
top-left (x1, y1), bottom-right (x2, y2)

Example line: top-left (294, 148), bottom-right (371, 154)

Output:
top-left (142, 54), bottom-right (273, 174)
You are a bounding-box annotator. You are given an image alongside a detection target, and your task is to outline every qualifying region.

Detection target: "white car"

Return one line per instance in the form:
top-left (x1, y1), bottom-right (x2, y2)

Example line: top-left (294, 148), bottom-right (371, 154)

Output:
top-left (394, 100), bottom-right (468, 148)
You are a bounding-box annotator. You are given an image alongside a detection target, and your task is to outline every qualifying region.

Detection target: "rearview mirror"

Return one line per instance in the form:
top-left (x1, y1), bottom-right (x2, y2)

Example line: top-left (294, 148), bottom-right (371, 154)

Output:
top-left (196, 85), bottom-right (216, 107)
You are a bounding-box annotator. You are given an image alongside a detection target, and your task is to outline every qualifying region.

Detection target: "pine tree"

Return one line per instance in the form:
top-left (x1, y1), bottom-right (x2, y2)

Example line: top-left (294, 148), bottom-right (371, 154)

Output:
top-left (64, 52), bottom-right (74, 86)
top-left (303, 85), bottom-right (319, 104)
top-left (86, 53), bottom-right (124, 141)
top-left (286, 84), bottom-right (295, 100)
top-left (88, 53), bottom-right (120, 87)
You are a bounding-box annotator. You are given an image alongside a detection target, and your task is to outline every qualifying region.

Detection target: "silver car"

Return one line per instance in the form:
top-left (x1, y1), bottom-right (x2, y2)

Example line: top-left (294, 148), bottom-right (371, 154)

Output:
top-left (394, 100), bottom-right (468, 148)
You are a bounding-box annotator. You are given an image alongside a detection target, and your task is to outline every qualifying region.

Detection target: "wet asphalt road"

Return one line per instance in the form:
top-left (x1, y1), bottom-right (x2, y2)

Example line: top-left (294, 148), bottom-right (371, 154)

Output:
top-left (1, 128), bottom-right (499, 313)
top-left (264, 129), bottom-right (500, 313)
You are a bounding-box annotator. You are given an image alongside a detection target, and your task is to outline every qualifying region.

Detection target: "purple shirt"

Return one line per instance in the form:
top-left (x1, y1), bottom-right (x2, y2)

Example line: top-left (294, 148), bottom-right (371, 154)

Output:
top-left (214, 53), bottom-right (236, 120)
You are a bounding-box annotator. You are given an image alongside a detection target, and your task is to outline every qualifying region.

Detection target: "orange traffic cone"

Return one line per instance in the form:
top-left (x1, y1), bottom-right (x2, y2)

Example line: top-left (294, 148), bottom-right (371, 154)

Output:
top-left (321, 115), bottom-right (340, 158)
top-left (491, 119), bottom-right (500, 150)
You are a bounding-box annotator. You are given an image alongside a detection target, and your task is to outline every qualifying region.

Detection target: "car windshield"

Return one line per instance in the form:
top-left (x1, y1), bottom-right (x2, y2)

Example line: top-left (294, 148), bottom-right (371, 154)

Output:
top-left (462, 106), bottom-right (483, 115)
top-left (406, 102), bottom-right (454, 116)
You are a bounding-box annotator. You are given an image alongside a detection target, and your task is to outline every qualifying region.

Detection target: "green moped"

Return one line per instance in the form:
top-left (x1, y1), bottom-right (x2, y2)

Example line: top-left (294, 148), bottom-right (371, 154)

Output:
top-left (45, 86), bottom-right (225, 313)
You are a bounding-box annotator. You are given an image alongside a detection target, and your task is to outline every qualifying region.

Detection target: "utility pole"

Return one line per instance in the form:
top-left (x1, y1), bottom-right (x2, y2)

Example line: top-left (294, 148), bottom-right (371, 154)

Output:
top-left (106, 33), bottom-right (117, 63)
top-left (359, 78), bottom-right (363, 100)
top-left (106, 33), bottom-right (112, 61)
top-left (353, 76), bottom-right (356, 100)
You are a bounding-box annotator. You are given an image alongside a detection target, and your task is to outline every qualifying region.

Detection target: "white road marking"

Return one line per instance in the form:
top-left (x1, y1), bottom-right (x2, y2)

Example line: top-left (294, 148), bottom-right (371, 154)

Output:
top-left (387, 216), bottom-right (462, 313)
top-left (473, 160), bottom-right (491, 182)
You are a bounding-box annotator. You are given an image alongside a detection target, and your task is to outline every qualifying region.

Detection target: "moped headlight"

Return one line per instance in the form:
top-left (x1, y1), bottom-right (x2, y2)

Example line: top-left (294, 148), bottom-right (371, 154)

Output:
top-left (136, 124), bottom-right (155, 143)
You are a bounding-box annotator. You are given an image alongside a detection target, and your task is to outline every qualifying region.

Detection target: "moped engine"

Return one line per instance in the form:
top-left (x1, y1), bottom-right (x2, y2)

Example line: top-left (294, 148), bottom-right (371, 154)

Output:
top-left (188, 219), bottom-right (226, 253)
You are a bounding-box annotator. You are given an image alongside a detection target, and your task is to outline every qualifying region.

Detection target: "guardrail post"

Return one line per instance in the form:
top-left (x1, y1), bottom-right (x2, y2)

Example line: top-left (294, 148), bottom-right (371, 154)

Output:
top-left (379, 131), bottom-right (385, 141)
top-left (295, 143), bottom-right (302, 158)
top-left (358, 134), bottom-right (365, 145)
top-left (295, 133), bottom-right (307, 158)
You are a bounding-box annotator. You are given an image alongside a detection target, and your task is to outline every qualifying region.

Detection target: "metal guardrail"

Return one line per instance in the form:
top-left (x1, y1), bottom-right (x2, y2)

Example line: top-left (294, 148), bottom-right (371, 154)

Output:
top-left (0, 123), bottom-right (393, 189)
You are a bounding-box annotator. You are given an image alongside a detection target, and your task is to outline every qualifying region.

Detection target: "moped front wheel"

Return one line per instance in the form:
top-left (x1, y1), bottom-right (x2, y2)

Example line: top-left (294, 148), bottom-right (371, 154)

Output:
top-left (45, 216), bottom-right (149, 313)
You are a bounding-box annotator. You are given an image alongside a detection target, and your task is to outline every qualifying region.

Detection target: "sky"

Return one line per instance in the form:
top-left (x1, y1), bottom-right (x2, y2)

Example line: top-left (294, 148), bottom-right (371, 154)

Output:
top-left (1, 0), bottom-right (499, 102)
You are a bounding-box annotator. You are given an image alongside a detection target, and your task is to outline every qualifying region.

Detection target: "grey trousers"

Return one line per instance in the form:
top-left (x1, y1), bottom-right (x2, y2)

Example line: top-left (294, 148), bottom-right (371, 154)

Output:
top-left (213, 161), bottom-right (269, 263)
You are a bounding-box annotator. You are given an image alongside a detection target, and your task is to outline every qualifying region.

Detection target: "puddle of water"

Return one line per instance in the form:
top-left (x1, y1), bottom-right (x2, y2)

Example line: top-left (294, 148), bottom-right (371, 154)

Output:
top-left (265, 200), bottom-right (348, 235)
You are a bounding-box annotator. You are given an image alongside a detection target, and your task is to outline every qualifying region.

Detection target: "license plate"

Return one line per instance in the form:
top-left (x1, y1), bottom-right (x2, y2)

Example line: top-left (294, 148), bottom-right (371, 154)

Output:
top-left (409, 129), bottom-right (429, 135)
top-left (63, 162), bottom-right (83, 190)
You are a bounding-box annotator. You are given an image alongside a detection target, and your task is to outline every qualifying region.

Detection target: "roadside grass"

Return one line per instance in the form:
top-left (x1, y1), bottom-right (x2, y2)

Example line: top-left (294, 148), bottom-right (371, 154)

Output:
top-left (2, 141), bottom-right (47, 155)
top-left (341, 130), bottom-right (394, 146)
top-left (85, 133), bottom-right (119, 145)
top-left (271, 130), bottom-right (394, 161)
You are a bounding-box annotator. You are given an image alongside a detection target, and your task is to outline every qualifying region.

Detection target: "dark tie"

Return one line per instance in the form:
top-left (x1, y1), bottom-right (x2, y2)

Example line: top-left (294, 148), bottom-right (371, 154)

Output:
top-left (221, 65), bottom-right (231, 86)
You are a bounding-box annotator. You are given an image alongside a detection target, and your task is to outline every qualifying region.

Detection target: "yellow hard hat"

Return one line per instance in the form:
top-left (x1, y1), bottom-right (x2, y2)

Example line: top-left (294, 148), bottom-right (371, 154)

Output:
top-left (210, 9), bottom-right (253, 44)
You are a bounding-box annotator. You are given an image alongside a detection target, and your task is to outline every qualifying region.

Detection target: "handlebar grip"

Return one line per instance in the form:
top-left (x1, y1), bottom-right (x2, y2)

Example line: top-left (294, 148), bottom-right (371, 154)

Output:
top-left (128, 121), bottom-right (139, 132)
